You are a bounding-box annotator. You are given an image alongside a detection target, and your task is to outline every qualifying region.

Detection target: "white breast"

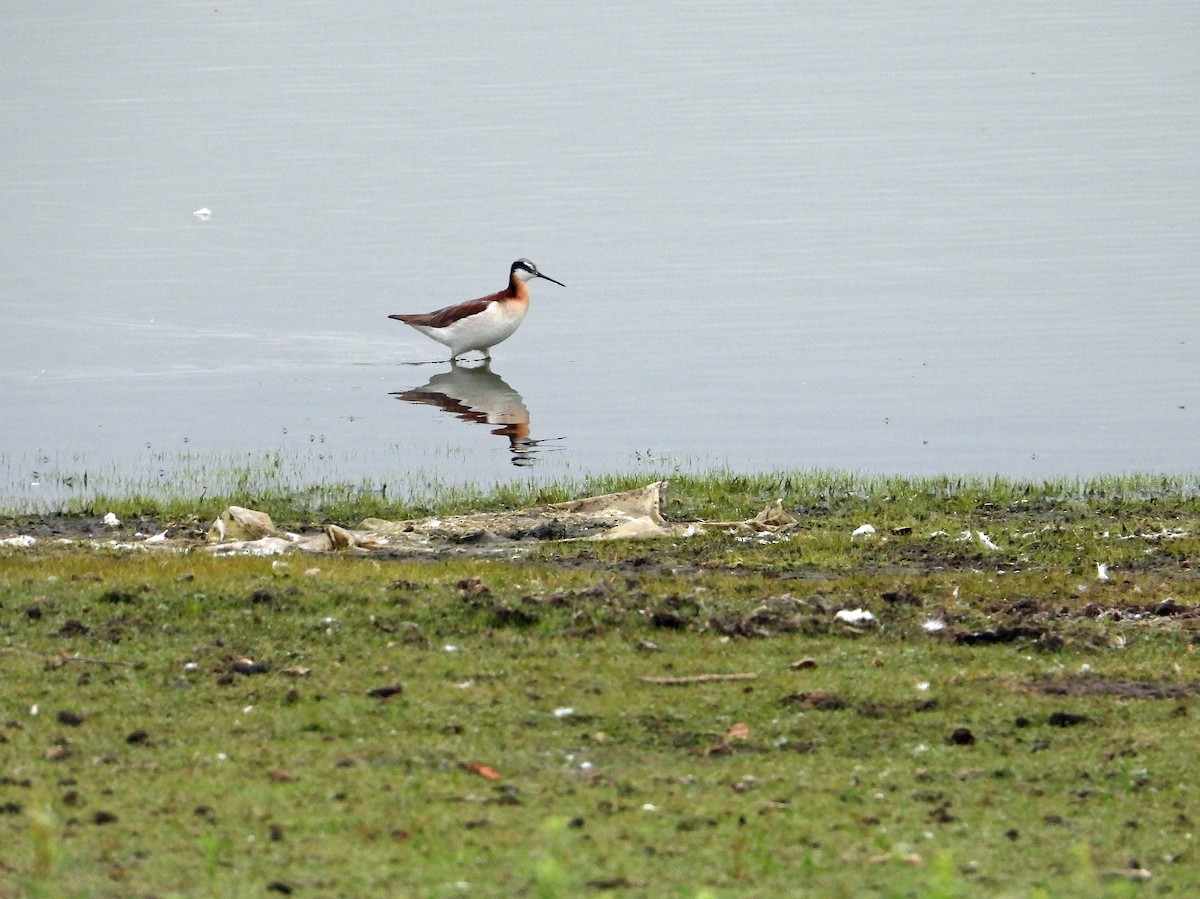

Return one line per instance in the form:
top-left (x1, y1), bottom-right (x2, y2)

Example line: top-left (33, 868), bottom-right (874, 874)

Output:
top-left (416, 300), bottom-right (529, 356)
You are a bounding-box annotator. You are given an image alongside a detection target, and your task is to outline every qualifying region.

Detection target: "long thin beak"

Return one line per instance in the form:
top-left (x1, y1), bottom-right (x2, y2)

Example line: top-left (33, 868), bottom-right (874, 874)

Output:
top-left (537, 272), bottom-right (566, 288)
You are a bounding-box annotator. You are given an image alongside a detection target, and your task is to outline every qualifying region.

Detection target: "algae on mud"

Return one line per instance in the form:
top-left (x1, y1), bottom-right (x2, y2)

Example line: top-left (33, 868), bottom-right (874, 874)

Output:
top-left (2, 472), bottom-right (1200, 897)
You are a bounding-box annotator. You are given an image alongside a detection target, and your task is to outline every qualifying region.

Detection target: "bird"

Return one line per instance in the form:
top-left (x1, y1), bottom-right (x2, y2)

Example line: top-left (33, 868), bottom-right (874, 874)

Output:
top-left (389, 258), bottom-right (564, 361)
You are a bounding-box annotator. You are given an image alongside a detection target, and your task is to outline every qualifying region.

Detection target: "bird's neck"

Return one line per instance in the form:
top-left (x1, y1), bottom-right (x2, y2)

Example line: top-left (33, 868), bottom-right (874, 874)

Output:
top-left (507, 273), bottom-right (532, 300)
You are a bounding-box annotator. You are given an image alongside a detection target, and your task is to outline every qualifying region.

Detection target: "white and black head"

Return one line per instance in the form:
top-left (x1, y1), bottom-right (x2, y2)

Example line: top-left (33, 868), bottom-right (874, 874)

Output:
top-left (511, 258), bottom-right (565, 287)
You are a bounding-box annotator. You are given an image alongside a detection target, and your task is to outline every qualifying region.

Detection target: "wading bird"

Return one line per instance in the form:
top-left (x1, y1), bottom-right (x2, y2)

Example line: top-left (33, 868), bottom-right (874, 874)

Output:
top-left (389, 258), bottom-right (564, 361)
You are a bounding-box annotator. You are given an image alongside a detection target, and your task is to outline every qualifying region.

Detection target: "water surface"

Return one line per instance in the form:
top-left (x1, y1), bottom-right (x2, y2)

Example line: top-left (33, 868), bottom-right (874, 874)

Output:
top-left (3, 3), bottom-right (1198, 504)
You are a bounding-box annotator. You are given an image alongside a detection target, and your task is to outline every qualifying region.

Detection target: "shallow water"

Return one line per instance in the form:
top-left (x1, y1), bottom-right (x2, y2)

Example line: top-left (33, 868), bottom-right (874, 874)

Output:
top-left (3, 3), bottom-right (1199, 504)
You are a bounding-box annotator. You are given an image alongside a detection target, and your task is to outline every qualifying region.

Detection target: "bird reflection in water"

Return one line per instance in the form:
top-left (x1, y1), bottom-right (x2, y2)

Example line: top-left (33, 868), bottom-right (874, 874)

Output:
top-left (392, 362), bottom-right (554, 466)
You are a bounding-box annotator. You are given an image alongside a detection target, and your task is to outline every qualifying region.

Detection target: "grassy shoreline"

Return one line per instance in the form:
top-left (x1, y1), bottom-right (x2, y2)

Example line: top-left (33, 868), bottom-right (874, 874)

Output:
top-left (5, 468), bottom-right (1200, 530)
top-left (3, 471), bottom-right (1200, 896)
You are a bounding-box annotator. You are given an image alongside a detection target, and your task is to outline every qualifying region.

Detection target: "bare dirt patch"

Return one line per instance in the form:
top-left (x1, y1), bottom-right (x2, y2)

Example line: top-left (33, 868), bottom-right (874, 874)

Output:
top-left (1023, 677), bottom-right (1200, 700)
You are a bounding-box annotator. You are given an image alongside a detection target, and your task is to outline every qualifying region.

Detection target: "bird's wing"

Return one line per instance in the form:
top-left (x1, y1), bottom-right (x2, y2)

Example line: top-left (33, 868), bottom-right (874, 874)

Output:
top-left (389, 292), bottom-right (504, 328)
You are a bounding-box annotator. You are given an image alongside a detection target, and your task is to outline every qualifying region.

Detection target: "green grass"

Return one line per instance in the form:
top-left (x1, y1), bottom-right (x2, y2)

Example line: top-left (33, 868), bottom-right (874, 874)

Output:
top-left (2, 471), bottom-right (1200, 896)
top-left (6, 453), bottom-right (1200, 525)
top-left (154, 469), bottom-right (1196, 526)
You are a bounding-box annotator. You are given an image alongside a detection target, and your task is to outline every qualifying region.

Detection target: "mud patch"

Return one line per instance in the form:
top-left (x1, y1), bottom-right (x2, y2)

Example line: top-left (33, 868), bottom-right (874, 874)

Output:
top-left (1023, 677), bottom-right (1200, 700)
top-left (949, 625), bottom-right (1054, 646)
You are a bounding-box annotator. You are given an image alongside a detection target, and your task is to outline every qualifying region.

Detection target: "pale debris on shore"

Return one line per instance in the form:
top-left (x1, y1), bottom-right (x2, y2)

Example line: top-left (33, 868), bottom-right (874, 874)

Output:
top-left (6, 482), bottom-right (773, 556)
top-left (203, 481), bottom-right (800, 556)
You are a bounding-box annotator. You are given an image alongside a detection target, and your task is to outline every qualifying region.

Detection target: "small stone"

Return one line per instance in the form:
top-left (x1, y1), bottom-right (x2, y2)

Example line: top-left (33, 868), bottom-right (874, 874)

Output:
top-left (366, 684), bottom-right (403, 699)
top-left (1048, 711), bottom-right (1090, 727)
top-left (950, 727), bottom-right (976, 746)
top-left (230, 658), bottom-right (270, 676)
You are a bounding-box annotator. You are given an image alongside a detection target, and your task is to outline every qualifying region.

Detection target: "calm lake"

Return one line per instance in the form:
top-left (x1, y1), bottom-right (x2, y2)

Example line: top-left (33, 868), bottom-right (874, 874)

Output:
top-left (3, 3), bottom-right (1198, 505)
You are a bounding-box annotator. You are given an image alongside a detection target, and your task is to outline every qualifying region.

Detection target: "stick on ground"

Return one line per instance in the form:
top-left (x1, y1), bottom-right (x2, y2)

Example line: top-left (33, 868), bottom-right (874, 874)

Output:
top-left (637, 673), bottom-right (758, 685)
